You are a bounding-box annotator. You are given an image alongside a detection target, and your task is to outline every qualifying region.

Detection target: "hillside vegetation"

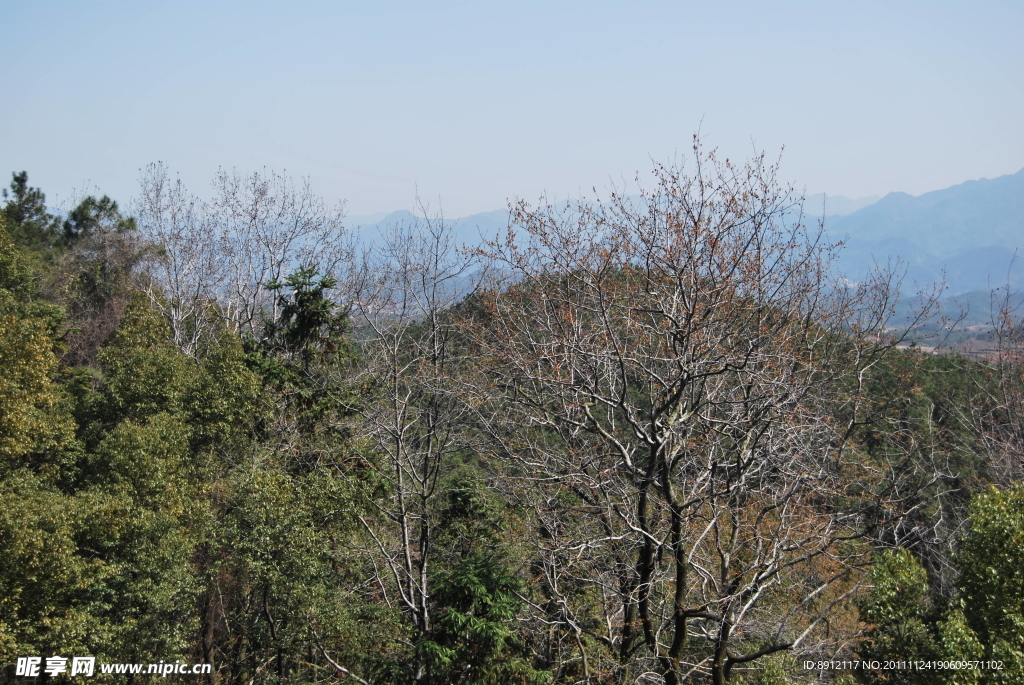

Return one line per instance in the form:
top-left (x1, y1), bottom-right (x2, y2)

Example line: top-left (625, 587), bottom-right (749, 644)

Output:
top-left (2, 150), bottom-right (1023, 684)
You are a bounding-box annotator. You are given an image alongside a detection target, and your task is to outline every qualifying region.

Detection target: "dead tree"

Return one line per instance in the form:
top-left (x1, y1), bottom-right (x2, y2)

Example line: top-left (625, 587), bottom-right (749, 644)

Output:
top-left (465, 143), bottom-right (916, 684)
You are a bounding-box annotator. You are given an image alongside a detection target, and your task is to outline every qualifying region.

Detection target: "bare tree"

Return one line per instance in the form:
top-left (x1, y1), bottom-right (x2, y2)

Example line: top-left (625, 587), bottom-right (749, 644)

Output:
top-left (134, 162), bottom-right (223, 355)
top-left (211, 168), bottom-right (352, 337)
top-left (345, 213), bottom-right (479, 682)
top-left (465, 143), bottom-right (917, 684)
top-left (972, 285), bottom-right (1024, 484)
top-left (135, 164), bottom-right (352, 353)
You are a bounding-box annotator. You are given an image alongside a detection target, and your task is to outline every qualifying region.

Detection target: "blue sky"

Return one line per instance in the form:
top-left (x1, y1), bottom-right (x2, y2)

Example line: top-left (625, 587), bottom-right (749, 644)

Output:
top-left (2, 0), bottom-right (1022, 216)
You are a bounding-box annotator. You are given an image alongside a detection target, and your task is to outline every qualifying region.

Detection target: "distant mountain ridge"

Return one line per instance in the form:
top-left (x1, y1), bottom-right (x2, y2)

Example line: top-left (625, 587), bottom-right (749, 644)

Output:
top-left (350, 208), bottom-right (510, 251)
top-left (803, 193), bottom-right (881, 218)
top-left (350, 168), bottom-right (1024, 297)
top-left (349, 193), bottom-right (879, 241)
top-left (826, 167), bottom-right (1024, 294)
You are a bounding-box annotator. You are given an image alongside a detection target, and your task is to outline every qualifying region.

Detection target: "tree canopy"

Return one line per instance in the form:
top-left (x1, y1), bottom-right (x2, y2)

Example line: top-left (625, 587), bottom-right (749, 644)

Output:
top-left (0, 158), bottom-right (1021, 684)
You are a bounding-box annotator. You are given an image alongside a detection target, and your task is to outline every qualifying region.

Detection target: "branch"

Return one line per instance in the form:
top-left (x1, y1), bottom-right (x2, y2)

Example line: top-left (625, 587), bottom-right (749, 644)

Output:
top-left (310, 627), bottom-right (371, 685)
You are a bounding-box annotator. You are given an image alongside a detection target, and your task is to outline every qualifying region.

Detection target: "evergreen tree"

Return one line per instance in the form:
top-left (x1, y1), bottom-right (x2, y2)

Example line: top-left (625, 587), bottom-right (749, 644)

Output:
top-left (1, 172), bottom-right (61, 253)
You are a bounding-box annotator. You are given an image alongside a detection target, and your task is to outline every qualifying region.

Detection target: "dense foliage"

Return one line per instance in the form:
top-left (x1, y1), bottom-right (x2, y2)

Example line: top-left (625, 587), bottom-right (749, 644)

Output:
top-left (1, 162), bottom-right (1022, 684)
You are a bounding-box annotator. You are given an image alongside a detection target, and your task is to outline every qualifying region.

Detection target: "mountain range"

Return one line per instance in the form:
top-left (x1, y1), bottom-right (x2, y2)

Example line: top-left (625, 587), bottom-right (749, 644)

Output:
top-left (825, 168), bottom-right (1024, 296)
top-left (349, 167), bottom-right (1024, 300)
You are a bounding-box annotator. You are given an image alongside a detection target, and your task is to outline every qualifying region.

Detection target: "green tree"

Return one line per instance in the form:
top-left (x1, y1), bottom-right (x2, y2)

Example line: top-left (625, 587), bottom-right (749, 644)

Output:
top-left (857, 549), bottom-right (939, 684)
top-left (858, 487), bottom-right (1024, 684)
top-left (954, 486), bottom-right (1024, 682)
top-left (262, 266), bottom-right (350, 378)
top-left (413, 469), bottom-right (548, 685)
top-left (419, 552), bottom-right (546, 685)
top-left (62, 194), bottom-right (136, 244)
top-left (197, 268), bottom-right (391, 684)
top-left (1, 171), bottom-right (61, 253)
top-left (0, 215), bottom-right (104, 662)
top-left (0, 215), bottom-right (76, 477)
top-left (0, 474), bottom-right (113, 664)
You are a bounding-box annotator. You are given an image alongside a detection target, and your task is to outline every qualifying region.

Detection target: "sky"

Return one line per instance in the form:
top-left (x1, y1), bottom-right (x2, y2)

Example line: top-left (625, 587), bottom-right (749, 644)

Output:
top-left (2, 0), bottom-right (1022, 217)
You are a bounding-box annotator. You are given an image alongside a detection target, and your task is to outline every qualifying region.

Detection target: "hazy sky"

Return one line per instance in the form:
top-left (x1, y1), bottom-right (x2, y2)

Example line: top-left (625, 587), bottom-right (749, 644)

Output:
top-left (2, 0), bottom-right (1022, 216)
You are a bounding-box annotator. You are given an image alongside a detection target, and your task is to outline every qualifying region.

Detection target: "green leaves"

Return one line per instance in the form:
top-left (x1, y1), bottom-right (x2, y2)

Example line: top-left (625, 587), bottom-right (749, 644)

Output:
top-left (0, 473), bottom-right (113, 662)
top-left (419, 552), bottom-right (548, 685)
top-left (954, 487), bottom-right (1024, 682)
top-left (859, 488), bottom-right (1024, 684)
top-left (857, 549), bottom-right (939, 683)
top-left (862, 548), bottom-right (932, 628)
top-left (0, 217), bottom-right (77, 479)
top-left (62, 194), bottom-right (136, 244)
top-left (263, 267), bottom-right (350, 364)
top-left (1, 172), bottom-right (62, 254)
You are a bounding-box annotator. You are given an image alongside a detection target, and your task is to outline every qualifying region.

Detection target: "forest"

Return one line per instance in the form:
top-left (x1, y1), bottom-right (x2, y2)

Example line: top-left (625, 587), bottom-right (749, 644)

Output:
top-left (1, 148), bottom-right (1023, 685)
